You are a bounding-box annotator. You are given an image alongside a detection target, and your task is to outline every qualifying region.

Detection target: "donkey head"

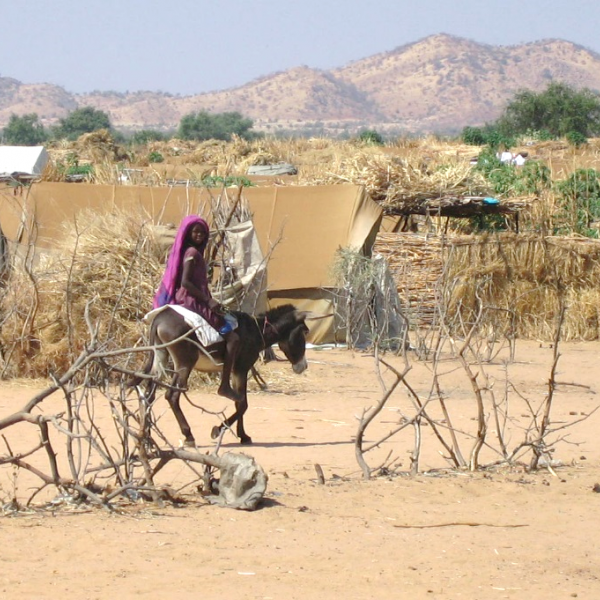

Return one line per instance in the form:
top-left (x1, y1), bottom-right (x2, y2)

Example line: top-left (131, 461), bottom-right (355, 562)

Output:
top-left (273, 308), bottom-right (310, 374)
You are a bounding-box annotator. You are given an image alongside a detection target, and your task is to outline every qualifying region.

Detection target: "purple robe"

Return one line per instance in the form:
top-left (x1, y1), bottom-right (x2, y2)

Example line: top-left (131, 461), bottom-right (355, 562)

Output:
top-left (174, 246), bottom-right (222, 329)
top-left (153, 215), bottom-right (223, 330)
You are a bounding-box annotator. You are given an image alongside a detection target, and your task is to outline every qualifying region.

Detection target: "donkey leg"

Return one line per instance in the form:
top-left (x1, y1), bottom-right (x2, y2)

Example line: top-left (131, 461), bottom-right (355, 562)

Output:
top-left (166, 370), bottom-right (196, 446)
top-left (131, 347), bottom-right (165, 403)
top-left (135, 350), bottom-right (164, 438)
top-left (217, 330), bottom-right (242, 402)
top-left (211, 371), bottom-right (251, 444)
top-left (234, 371), bottom-right (251, 444)
top-left (235, 393), bottom-right (251, 445)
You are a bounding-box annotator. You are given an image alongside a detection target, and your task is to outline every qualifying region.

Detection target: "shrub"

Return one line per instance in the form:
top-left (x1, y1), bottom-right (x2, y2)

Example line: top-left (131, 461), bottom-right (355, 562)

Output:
top-left (566, 130), bottom-right (587, 148)
top-left (513, 160), bottom-right (552, 195)
top-left (461, 125), bottom-right (514, 150)
top-left (474, 149), bottom-right (517, 195)
top-left (67, 164), bottom-right (94, 177)
top-left (131, 130), bottom-right (166, 145)
top-left (148, 151), bottom-right (164, 163)
top-left (357, 129), bottom-right (385, 145)
top-left (555, 169), bottom-right (600, 237)
top-left (475, 148), bottom-right (551, 197)
top-left (178, 111), bottom-right (255, 141)
top-left (461, 126), bottom-right (487, 146)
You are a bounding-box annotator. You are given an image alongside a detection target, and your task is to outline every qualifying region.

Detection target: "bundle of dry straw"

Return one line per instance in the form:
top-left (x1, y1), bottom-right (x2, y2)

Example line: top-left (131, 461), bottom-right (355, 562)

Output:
top-left (301, 151), bottom-right (491, 214)
top-left (0, 191), bottom-right (255, 380)
top-left (0, 211), bottom-right (165, 378)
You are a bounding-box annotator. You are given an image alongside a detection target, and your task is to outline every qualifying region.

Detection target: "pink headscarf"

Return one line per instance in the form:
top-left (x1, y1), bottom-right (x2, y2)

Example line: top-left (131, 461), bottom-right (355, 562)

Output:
top-left (153, 215), bottom-right (210, 309)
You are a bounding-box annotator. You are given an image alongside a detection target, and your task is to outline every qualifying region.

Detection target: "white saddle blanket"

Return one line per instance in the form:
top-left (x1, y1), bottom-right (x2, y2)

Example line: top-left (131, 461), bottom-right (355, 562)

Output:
top-left (144, 305), bottom-right (224, 347)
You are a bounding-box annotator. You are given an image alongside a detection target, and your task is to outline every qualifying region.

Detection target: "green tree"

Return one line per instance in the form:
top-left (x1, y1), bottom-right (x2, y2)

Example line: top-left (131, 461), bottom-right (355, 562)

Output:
top-left (496, 82), bottom-right (600, 138)
top-left (3, 113), bottom-right (47, 145)
top-left (53, 107), bottom-right (112, 140)
top-left (177, 111), bottom-right (254, 141)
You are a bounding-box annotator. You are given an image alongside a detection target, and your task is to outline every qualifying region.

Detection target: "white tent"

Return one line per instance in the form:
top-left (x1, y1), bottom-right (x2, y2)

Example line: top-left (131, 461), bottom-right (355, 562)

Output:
top-left (0, 146), bottom-right (49, 176)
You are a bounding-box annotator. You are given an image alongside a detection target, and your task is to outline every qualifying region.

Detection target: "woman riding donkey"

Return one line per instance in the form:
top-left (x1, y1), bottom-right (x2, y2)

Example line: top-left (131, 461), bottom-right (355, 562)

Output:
top-left (153, 215), bottom-right (241, 401)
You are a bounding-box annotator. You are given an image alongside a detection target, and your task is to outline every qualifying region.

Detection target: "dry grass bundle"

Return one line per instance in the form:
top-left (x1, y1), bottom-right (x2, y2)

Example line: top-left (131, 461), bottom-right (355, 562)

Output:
top-left (144, 138), bottom-right (197, 156)
top-left (41, 132), bottom-right (129, 184)
top-left (229, 136), bottom-right (323, 172)
top-left (42, 134), bottom-right (600, 193)
top-left (184, 137), bottom-right (281, 171)
top-left (0, 211), bottom-right (164, 378)
top-left (0, 189), bottom-right (260, 381)
top-left (43, 135), bottom-right (491, 200)
top-left (187, 140), bottom-right (230, 165)
top-left (514, 138), bottom-right (600, 180)
top-left (77, 129), bottom-right (127, 163)
top-left (237, 151), bottom-right (279, 170)
top-left (40, 160), bottom-right (69, 183)
top-left (390, 135), bottom-right (478, 158)
top-left (299, 150), bottom-right (489, 213)
top-left (330, 248), bottom-right (406, 350)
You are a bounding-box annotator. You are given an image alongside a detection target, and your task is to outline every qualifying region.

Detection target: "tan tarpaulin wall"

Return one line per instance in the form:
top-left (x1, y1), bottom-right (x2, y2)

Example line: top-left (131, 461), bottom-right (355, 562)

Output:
top-left (0, 182), bottom-right (382, 343)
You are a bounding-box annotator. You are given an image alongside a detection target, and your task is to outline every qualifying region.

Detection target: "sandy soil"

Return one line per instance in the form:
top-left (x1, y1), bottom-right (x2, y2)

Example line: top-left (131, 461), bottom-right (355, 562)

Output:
top-left (1, 340), bottom-right (600, 600)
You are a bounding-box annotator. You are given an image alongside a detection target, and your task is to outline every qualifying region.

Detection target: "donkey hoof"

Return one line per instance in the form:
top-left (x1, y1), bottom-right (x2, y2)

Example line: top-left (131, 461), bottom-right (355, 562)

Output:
top-left (184, 438), bottom-right (196, 448)
top-left (211, 425), bottom-right (222, 440)
top-left (240, 435), bottom-right (253, 445)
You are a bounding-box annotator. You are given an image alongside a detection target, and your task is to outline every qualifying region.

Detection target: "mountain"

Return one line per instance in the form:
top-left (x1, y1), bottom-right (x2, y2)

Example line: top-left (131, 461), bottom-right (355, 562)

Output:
top-left (333, 34), bottom-right (600, 132)
top-left (2, 34), bottom-right (600, 135)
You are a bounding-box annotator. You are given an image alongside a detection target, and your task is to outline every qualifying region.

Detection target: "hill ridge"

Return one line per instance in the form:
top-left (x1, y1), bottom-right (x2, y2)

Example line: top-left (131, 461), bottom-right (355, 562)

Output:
top-left (2, 34), bottom-right (600, 135)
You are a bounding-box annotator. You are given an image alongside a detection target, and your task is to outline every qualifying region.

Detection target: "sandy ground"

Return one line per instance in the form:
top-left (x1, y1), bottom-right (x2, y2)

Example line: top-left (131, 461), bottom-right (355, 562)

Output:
top-left (1, 340), bottom-right (600, 600)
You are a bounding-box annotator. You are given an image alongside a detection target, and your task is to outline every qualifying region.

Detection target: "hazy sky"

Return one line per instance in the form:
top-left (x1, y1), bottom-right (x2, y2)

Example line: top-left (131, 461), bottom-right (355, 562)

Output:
top-left (2, 0), bottom-right (599, 96)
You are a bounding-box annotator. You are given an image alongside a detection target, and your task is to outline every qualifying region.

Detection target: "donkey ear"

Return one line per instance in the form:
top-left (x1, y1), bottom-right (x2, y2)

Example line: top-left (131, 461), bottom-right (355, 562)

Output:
top-left (293, 310), bottom-right (311, 322)
top-left (295, 311), bottom-right (333, 321)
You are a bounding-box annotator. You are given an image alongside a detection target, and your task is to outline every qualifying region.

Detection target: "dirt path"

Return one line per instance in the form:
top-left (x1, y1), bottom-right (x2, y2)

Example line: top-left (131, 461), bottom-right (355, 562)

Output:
top-left (1, 342), bottom-right (600, 599)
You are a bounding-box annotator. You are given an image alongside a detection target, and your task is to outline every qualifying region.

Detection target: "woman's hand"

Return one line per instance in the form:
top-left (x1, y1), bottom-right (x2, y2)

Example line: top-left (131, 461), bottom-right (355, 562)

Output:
top-left (208, 298), bottom-right (222, 312)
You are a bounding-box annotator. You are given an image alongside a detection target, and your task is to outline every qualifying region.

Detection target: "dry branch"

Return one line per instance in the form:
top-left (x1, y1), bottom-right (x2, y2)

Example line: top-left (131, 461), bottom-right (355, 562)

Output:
top-left (354, 306), bottom-right (596, 477)
top-left (0, 336), bottom-right (269, 511)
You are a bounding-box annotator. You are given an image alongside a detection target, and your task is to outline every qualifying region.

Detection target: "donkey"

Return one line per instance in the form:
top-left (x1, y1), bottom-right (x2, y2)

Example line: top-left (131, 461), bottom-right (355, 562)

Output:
top-left (142, 304), bottom-right (309, 445)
